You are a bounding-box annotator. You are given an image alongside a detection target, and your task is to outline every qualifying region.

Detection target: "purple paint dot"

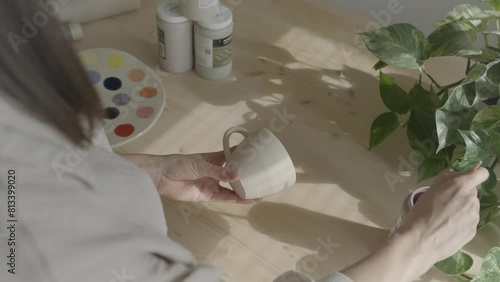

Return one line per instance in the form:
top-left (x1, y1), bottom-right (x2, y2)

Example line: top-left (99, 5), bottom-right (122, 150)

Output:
top-left (136, 106), bottom-right (155, 119)
top-left (88, 70), bottom-right (101, 84)
top-left (112, 93), bottom-right (131, 106)
top-left (103, 77), bottom-right (122, 91)
top-left (104, 107), bottom-right (120, 120)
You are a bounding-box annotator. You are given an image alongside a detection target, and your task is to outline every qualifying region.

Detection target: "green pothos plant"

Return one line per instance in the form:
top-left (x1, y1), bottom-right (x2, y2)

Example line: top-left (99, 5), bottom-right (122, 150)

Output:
top-left (360, 1), bottom-right (500, 281)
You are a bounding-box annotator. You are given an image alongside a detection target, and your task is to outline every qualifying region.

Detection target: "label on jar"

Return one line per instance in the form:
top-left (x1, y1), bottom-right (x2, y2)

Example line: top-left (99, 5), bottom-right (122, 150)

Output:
top-left (198, 0), bottom-right (218, 9)
top-left (195, 33), bottom-right (232, 68)
top-left (157, 28), bottom-right (166, 59)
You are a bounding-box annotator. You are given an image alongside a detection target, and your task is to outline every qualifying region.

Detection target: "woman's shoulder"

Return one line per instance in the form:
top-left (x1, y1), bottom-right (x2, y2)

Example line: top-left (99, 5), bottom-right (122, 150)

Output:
top-left (0, 94), bottom-right (112, 160)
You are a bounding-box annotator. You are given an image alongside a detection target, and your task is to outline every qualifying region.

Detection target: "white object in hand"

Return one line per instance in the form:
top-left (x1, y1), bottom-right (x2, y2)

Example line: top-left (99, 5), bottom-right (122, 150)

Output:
top-left (390, 186), bottom-right (429, 237)
top-left (223, 127), bottom-right (296, 199)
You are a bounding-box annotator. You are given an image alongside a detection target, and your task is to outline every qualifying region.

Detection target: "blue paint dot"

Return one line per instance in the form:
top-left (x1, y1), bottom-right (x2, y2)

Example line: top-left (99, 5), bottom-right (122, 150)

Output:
top-left (88, 70), bottom-right (101, 84)
top-left (103, 77), bottom-right (122, 91)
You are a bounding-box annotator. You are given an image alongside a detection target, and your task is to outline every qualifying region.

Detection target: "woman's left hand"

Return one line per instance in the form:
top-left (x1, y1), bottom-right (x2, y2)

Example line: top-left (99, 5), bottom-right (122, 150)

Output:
top-left (120, 151), bottom-right (261, 204)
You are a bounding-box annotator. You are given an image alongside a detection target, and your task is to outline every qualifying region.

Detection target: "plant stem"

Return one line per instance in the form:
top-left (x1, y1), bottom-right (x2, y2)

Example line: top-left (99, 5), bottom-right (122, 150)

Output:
top-left (436, 79), bottom-right (464, 96)
top-left (459, 273), bottom-right (473, 281)
top-left (490, 157), bottom-right (499, 170)
top-left (466, 58), bottom-right (471, 75)
top-left (484, 32), bottom-right (490, 47)
top-left (496, 20), bottom-right (500, 47)
top-left (423, 69), bottom-right (442, 88)
top-left (418, 68), bottom-right (422, 86)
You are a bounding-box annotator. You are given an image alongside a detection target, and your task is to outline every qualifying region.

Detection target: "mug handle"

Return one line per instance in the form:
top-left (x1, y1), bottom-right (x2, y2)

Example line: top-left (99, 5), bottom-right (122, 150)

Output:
top-left (223, 127), bottom-right (250, 161)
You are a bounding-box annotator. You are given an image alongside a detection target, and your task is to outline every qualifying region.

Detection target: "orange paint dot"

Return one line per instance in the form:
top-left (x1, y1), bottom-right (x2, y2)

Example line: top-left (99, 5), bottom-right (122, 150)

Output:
top-left (140, 87), bottom-right (158, 98)
top-left (128, 69), bottom-right (145, 82)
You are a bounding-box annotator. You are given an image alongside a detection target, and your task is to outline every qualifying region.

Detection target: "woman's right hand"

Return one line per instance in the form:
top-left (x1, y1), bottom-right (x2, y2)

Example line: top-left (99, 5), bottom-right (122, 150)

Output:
top-left (395, 167), bottom-right (489, 265)
top-left (342, 168), bottom-right (489, 282)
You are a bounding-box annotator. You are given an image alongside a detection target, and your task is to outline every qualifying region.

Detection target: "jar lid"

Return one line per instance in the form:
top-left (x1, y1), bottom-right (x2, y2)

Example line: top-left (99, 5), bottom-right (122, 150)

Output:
top-left (197, 5), bottom-right (232, 30)
top-left (157, 1), bottom-right (189, 24)
top-left (65, 22), bottom-right (83, 41)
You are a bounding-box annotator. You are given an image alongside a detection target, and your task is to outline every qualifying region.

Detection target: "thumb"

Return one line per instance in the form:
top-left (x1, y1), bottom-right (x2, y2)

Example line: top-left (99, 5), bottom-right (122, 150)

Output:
top-left (195, 161), bottom-right (239, 182)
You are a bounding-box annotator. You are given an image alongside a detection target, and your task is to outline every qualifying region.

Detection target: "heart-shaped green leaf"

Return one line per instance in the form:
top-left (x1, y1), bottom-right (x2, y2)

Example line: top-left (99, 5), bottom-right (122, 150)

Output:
top-left (361, 24), bottom-right (428, 69)
top-left (442, 83), bottom-right (477, 112)
top-left (475, 61), bottom-right (500, 103)
top-left (436, 83), bottom-right (478, 152)
top-left (429, 21), bottom-right (482, 57)
top-left (478, 204), bottom-right (500, 229)
top-left (471, 105), bottom-right (500, 132)
top-left (469, 48), bottom-right (500, 63)
top-left (406, 90), bottom-right (454, 181)
top-left (458, 129), bottom-right (500, 166)
top-left (369, 112), bottom-right (399, 149)
top-left (480, 191), bottom-right (498, 207)
top-left (487, 0), bottom-right (500, 11)
top-left (417, 153), bottom-right (453, 181)
top-left (464, 64), bottom-right (488, 84)
top-left (436, 108), bottom-right (477, 152)
top-left (379, 72), bottom-right (411, 114)
top-left (410, 83), bottom-right (439, 111)
top-left (477, 168), bottom-right (498, 194)
top-left (436, 4), bottom-right (487, 31)
top-left (471, 247), bottom-right (500, 282)
top-left (373, 60), bottom-right (388, 70)
top-left (471, 9), bottom-right (500, 19)
top-left (435, 251), bottom-right (474, 275)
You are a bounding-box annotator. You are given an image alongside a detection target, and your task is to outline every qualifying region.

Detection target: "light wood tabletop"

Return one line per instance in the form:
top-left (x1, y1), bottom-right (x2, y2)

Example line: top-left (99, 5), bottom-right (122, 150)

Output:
top-left (75, 0), bottom-right (499, 281)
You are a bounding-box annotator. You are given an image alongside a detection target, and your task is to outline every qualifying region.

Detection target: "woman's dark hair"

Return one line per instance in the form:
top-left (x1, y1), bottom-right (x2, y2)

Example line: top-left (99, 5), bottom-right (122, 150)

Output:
top-left (0, 0), bottom-right (103, 145)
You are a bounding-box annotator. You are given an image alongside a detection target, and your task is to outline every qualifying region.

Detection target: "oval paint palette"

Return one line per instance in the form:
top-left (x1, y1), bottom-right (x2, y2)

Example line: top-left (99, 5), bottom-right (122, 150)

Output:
top-left (79, 48), bottom-right (166, 147)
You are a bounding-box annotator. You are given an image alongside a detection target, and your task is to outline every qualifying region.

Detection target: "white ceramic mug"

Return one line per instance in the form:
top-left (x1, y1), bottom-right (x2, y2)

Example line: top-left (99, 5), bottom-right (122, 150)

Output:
top-left (223, 127), bottom-right (296, 199)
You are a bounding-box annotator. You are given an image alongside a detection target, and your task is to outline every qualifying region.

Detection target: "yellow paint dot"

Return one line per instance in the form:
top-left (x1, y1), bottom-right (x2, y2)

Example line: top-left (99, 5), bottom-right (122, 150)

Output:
top-left (81, 51), bottom-right (97, 66)
top-left (107, 54), bottom-right (125, 68)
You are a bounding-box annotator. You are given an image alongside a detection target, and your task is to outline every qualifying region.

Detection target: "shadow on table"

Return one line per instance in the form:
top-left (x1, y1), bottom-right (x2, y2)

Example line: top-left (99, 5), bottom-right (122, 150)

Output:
top-left (190, 42), bottom-right (423, 228)
top-left (161, 198), bottom-right (231, 263)
top-left (247, 202), bottom-right (388, 279)
top-left (248, 202), bottom-right (454, 281)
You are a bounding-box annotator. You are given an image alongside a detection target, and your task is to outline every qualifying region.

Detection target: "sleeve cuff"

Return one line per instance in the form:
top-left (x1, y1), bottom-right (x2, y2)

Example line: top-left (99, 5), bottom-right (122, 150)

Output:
top-left (274, 271), bottom-right (353, 282)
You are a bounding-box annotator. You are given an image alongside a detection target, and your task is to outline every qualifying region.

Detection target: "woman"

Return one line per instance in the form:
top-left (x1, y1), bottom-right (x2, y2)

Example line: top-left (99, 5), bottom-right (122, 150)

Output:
top-left (0, 1), bottom-right (488, 282)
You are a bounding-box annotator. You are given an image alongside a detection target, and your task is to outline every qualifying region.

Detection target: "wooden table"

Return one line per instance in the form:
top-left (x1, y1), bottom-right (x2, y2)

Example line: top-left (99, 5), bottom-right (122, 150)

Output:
top-left (75, 1), bottom-right (499, 281)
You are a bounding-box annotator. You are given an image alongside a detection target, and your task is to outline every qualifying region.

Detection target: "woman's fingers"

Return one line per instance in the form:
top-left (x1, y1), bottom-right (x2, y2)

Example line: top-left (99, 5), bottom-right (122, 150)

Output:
top-left (204, 186), bottom-right (262, 204)
top-left (200, 147), bottom-right (238, 166)
top-left (193, 161), bottom-right (240, 182)
top-left (432, 167), bottom-right (489, 196)
top-left (447, 167), bottom-right (489, 192)
top-left (432, 169), bottom-right (466, 188)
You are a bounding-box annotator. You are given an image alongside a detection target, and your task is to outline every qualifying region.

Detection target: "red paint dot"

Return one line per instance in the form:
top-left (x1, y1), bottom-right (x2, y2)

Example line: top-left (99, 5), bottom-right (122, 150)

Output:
top-left (114, 124), bottom-right (135, 137)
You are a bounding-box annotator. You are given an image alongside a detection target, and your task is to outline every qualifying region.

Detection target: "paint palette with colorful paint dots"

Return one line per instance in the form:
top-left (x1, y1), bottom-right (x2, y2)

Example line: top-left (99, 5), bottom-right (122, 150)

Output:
top-left (79, 48), bottom-right (166, 147)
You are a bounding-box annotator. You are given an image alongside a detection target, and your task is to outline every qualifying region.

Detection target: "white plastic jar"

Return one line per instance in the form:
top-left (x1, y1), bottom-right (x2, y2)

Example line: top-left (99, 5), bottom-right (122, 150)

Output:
top-left (157, 0), bottom-right (193, 73)
top-left (62, 22), bottom-right (83, 42)
top-left (179, 0), bottom-right (220, 21)
top-left (194, 5), bottom-right (233, 80)
top-left (389, 186), bottom-right (429, 237)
